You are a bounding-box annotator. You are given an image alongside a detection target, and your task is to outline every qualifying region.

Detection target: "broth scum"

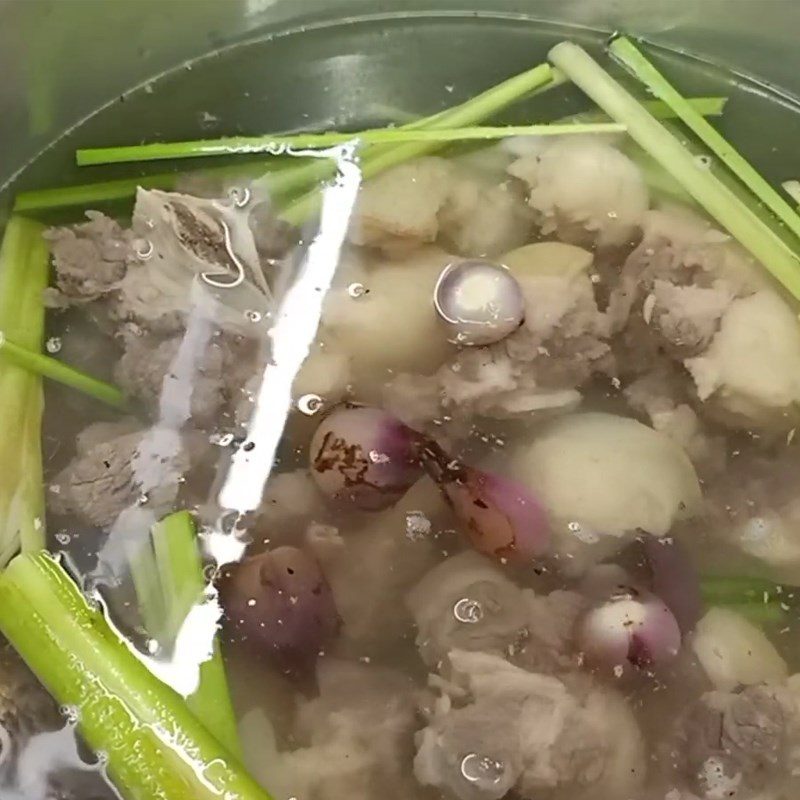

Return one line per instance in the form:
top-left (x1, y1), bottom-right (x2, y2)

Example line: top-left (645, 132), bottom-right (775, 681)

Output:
top-left (4, 26), bottom-right (800, 800)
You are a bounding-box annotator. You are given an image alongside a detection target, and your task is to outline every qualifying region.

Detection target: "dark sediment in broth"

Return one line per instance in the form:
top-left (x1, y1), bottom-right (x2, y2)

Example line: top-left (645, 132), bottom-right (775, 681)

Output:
top-left (4, 20), bottom-right (800, 800)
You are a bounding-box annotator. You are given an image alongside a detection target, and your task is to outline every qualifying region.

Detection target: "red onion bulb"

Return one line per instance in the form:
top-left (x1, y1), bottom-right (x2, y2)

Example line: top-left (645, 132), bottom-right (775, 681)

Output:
top-left (641, 535), bottom-right (703, 635)
top-left (309, 404), bottom-right (423, 511)
top-left (578, 585), bottom-right (681, 673)
top-left (220, 546), bottom-right (339, 662)
top-left (420, 441), bottom-right (549, 562)
top-left (433, 260), bottom-right (525, 346)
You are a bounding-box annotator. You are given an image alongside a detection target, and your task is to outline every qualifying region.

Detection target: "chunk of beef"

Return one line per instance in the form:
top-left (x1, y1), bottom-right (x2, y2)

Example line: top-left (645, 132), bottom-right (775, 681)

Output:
top-left (674, 685), bottom-right (791, 799)
top-left (316, 477), bottom-right (442, 651)
top-left (0, 641), bottom-right (61, 768)
top-left (415, 650), bottom-right (646, 800)
top-left (607, 207), bottom-right (766, 381)
top-left (438, 174), bottom-right (533, 257)
top-left (109, 187), bottom-right (273, 339)
top-left (49, 425), bottom-right (190, 529)
top-left (348, 158), bottom-right (454, 253)
top-left (507, 136), bottom-right (649, 247)
top-left (114, 331), bottom-right (256, 426)
top-left (624, 366), bottom-right (726, 476)
top-left (515, 589), bottom-right (585, 673)
top-left (383, 252), bottom-right (610, 425)
top-left (44, 212), bottom-right (133, 305)
top-left (406, 552), bottom-right (530, 668)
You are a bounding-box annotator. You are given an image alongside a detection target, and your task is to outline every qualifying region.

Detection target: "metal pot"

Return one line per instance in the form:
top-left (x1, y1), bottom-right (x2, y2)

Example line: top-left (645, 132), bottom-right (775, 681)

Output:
top-left (1, 0), bottom-right (798, 195)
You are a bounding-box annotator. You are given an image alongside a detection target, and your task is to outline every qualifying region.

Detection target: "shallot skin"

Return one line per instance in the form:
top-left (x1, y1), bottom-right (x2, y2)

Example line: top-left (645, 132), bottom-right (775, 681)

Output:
top-left (219, 546), bottom-right (339, 663)
top-left (420, 440), bottom-right (550, 563)
top-left (309, 404), bottom-right (422, 511)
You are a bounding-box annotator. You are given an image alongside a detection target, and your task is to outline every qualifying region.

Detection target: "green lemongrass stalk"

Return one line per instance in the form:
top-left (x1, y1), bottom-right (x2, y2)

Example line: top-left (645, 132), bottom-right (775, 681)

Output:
top-left (565, 95), bottom-right (727, 124)
top-left (699, 574), bottom-right (784, 602)
top-left (19, 63), bottom-right (560, 214)
top-left (631, 147), bottom-right (695, 205)
top-left (262, 61), bottom-right (558, 207)
top-left (19, 390), bottom-right (44, 554)
top-left (13, 158), bottom-right (303, 214)
top-left (279, 63), bottom-right (556, 224)
top-left (129, 515), bottom-right (240, 754)
top-left (15, 172), bottom-right (181, 213)
top-left (75, 67), bottom-right (565, 167)
top-left (609, 37), bottom-right (800, 247)
top-left (0, 335), bottom-right (126, 408)
top-left (148, 511), bottom-right (240, 756)
top-left (13, 226), bottom-right (48, 556)
top-left (0, 551), bottom-right (268, 800)
top-left (609, 37), bottom-right (800, 243)
top-left (18, 94), bottom-right (724, 215)
top-left (700, 575), bottom-right (796, 627)
top-left (549, 41), bottom-right (800, 301)
top-left (77, 121), bottom-right (626, 166)
top-left (0, 217), bottom-right (49, 566)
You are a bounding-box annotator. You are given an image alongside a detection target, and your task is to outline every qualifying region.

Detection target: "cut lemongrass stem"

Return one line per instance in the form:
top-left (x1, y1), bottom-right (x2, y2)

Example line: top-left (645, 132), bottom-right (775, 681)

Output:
top-left (0, 551), bottom-right (268, 800)
top-left (259, 62), bottom-right (558, 202)
top-left (17, 95), bottom-right (725, 214)
top-left (0, 217), bottom-right (49, 566)
top-left (78, 62), bottom-right (559, 169)
top-left (700, 575), bottom-right (787, 602)
top-left (15, 172), bottom-right (183, 213)
top-left (565, 95), bottom-right (727, 123)
top-left (149, 511), bottom-right (241, 756)
top-left (783, 179), bottom-right (800, 211)
top-left (0, 334), bottom-right (126, 409)
top-left (128, 541), bottom-right (165, 637)
top-left (13, 158), bottom-right (300, 214)
top-left (77, 121), bottom-right (625, 166)
top-left (371, 95), bottom-right (727, 129)
top-left (609, 36), bottom-right (800, 243)
top-left (279, 62), bottom-right (555, 223)
top-left (549, 41), bottom-right (800, 301)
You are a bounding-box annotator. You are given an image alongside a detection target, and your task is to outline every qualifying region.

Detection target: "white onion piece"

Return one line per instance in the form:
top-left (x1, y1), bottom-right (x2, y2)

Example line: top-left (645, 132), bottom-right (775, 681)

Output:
top-left (508, 413), bottom-right (703, 540)
top-left (691, 607), bottom-right (788, 691)
top-left (578, 586), bottom-right (682, 673)
top-left (309, 404), bottom-right (423, 511)
top-left (434, 259), bottom-right (525, 345)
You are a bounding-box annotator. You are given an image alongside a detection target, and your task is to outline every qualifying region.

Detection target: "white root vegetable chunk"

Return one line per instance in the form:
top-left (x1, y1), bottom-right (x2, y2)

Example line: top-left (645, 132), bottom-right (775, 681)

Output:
top-left (507, 137), bottom-right (649, 246)
top-left (321, 246), bottom-right (454, 379)
top-left (691, 607), bottom-right (788, 691)
top-left (347, 155), bottom-right (531, 258)
top-left (292, 344), bottom-right (351, 407)
top-left (501, 241), bottom-right (594, 279)
top-left (732, 507), bottom-right (800, 575)
top-left (348, 158), bottom-right (453, 252)
top-left (438, 176), bottom-right (532, 258)
top-left (507, 413), bottom-right (702, 569)
top-left (685, 291), bottom-right (800, 430)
